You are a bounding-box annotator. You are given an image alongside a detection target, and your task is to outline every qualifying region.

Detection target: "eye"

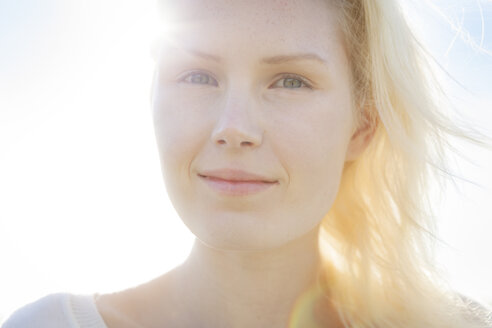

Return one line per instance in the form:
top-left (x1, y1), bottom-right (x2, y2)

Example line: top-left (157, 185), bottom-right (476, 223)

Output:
top-left (181, 71), bottom-right (218, 86)
top-left (270, 74), bottom-right (312, 89)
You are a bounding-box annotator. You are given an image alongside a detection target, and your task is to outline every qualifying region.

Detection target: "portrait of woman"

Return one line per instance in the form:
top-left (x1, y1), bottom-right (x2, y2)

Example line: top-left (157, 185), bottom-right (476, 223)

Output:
top-left (1, 0), bottom-right (492, 327)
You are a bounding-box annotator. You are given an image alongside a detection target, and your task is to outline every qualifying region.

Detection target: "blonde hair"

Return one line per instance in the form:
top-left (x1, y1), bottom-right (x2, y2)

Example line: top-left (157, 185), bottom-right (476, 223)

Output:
top-left (318, 0), bottom-right (492, 327)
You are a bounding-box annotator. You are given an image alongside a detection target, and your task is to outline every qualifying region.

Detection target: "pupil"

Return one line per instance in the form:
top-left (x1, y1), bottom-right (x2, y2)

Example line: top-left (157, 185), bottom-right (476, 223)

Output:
top-left (284, 78), bottom-right (301, 88)
top-left (192, 74), bottom-right (208, 84)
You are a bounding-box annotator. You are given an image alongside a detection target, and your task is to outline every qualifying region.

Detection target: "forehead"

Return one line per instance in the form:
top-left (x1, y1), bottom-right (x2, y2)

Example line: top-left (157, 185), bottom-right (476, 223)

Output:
top-left (160, 0), bottom-right (343, 59)
top-left (165, 0), bottom-right (335, 21)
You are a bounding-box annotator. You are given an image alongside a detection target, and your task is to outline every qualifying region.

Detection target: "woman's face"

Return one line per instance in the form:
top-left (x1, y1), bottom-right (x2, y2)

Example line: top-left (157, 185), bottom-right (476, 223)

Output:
top-left (153, 0), bottom-right (358, 250)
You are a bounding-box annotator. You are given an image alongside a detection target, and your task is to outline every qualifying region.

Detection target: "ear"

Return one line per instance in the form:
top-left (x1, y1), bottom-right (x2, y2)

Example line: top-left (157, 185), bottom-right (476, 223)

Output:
top-left (345, 111), bottom-right (377, 162)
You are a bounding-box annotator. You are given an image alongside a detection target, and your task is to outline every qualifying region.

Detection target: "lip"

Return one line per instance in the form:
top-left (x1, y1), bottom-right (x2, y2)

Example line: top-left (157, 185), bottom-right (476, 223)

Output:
top-left (199, 168), bottom-right (277, 183)
top-left (198, 169), bottom-right (278, 196)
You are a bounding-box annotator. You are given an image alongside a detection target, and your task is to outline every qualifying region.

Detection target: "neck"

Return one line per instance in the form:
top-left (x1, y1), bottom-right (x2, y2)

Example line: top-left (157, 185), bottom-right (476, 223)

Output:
top-left (174, 226), bottom-right (323, 328)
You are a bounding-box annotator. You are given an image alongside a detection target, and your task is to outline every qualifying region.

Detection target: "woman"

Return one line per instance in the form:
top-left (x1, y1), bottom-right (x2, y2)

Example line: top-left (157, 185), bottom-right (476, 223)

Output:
top-left (3, 0), bottom-right (491, 327)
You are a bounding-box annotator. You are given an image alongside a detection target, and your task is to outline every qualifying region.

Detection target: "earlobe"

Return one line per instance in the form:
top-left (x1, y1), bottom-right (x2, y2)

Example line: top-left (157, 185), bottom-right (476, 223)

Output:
top-left (345, 114), bottom-right (377, 162)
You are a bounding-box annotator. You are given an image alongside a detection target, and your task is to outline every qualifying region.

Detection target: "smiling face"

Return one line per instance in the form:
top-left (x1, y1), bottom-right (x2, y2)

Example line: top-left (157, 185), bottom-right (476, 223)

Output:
top-left (153, 0), bottom-right (361, 250)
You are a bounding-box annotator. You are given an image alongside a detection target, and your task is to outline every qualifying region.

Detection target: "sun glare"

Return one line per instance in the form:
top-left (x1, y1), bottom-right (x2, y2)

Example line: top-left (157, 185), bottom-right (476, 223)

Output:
top-left (1, 0), bottom-right (491, 323)
top-left (0, 0), bottom-right (194, 321)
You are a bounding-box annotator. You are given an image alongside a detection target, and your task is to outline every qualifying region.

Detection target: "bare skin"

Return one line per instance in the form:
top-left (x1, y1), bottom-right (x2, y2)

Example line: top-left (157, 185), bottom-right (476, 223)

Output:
top-left (96, 226), bottom-right (343, 328)
top-left (96, 0), bottom-right (374, 327)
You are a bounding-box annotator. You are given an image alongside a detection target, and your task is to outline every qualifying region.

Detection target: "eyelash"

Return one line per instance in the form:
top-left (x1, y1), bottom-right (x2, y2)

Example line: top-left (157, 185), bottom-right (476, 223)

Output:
top-left (270, 74), bottom-right (313, 89)
top-left (179, 71), bottom-right (219, 86)
top-left (179, 71), bottom-right (312, 89)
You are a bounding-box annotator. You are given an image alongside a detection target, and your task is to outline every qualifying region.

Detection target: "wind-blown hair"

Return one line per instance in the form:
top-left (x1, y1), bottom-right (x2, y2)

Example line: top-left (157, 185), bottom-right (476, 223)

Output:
top-left (318, 0), bottom-right (491, 327)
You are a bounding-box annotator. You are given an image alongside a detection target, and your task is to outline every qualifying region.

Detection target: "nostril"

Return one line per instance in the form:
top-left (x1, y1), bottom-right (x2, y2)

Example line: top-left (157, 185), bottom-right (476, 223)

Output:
top-left (212, 129), bottom-right (262, 148)
top-left (216, 140), bottom-right (253, 146)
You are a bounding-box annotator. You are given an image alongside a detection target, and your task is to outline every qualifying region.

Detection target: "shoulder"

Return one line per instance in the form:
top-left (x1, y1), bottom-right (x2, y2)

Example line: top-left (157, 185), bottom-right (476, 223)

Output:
top-left (2, 293), bottom-right (73, 328)
top-left (1, 293), bottom-right (107, 328)
top-left (94, 273), bottom-right (182, 328)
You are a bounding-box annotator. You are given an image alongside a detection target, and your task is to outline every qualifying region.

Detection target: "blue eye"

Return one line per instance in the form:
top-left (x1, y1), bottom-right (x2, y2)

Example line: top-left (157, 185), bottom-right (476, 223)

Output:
top-left (181, 72), bottom-right (218, 86)
top-left (271, 74), bottom-right (311, 89)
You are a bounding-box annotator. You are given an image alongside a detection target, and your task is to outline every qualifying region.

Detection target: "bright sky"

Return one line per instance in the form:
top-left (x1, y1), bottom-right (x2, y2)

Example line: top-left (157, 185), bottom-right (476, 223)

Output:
top-left (0, 0), bottom-right (491, 321)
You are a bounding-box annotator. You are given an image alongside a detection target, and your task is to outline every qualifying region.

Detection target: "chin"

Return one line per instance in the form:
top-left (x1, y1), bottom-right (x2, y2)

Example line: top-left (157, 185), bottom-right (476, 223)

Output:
top-left (192, 225), bottom-right (287, 251)
top-left (186, 214), bottom-right (319, 252)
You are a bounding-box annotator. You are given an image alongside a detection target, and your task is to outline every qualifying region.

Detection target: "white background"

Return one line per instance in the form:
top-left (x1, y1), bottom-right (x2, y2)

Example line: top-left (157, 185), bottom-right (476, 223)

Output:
top-left (0, 0), bottom-right (491, 321)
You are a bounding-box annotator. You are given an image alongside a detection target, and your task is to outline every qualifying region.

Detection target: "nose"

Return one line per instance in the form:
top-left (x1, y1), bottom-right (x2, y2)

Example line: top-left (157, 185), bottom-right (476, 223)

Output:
top-left (211, 93), bottom-right (263, 149)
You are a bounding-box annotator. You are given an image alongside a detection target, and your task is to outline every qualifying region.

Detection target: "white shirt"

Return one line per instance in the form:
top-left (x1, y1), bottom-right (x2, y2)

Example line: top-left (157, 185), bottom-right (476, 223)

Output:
top-left (1, 293), bottom-right (107, 328)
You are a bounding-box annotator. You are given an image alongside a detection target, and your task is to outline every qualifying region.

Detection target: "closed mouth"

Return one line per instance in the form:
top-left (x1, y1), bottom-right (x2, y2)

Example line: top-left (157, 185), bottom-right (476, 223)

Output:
top-left (198, 174), bottom-right (277, 184)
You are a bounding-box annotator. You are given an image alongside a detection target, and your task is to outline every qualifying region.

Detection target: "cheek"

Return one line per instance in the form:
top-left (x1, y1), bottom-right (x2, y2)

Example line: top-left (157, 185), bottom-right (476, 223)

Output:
top-left (268, 98), bottom-right (353, 207)
top-left (270, 97), bottom-right (353, 171)
top-left (153, 90), bottom-right (211, 180)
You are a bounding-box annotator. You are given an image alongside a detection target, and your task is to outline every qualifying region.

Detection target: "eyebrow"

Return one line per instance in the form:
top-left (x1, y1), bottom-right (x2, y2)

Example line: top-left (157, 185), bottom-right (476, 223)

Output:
top-left (261, 53), bottom-right (327, 65)
top-left (184, 48), bottom-right (327, 65)
top-left (186, 48), bottom-right (222, 63)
